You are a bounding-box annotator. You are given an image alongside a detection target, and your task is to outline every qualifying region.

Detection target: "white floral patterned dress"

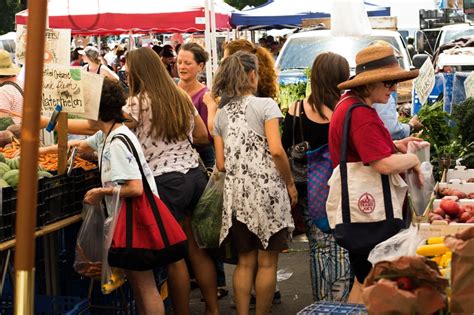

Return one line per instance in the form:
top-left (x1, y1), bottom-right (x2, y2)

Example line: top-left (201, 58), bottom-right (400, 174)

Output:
top-left (218, 96), bottom-right (294, 249)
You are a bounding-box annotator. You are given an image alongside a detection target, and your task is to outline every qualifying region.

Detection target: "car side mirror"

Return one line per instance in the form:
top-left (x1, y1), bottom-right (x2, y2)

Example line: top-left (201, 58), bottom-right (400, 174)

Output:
top-left (415, 30), bottom-right (425, 54)
top-left (412, 54), bottom-right (429, 69)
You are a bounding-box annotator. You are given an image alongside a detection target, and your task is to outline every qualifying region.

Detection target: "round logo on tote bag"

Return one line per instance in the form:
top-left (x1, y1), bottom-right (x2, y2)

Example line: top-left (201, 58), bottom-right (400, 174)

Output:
top-left (358, 193), bottom-right (376, 214)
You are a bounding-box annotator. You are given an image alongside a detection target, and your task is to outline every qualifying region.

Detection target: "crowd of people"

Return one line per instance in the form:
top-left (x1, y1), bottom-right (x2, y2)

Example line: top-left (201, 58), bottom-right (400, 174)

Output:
top-left (0, 31), bottom-right (425, 314)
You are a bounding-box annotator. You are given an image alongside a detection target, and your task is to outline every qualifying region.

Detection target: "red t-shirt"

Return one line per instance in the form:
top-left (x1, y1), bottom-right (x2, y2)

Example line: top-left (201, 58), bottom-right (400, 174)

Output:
top-left (329, 92), bottom-right (395, 168)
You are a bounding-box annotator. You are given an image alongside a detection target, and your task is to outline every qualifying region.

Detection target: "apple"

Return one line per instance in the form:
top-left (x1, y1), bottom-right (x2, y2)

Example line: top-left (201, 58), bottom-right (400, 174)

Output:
top-left (440, 199), bottom-right (461, 217)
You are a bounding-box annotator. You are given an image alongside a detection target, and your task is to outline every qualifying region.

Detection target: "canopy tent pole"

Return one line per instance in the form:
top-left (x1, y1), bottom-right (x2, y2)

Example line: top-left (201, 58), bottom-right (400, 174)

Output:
top-left (210, 0), bottom-right (218, 79)
top-left (204, 0), bottom-right (213, 88)
top-left (14, 0), bottom-right (48, 313)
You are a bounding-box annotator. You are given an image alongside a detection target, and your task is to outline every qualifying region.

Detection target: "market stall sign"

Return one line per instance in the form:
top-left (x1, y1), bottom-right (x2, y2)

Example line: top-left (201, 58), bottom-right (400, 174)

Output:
top-left (41, 65), bottom-right (103, 120)
top-left (414, 58), bottom-right (435, 106)
top-left (15, 25), bottom-right (71, 66)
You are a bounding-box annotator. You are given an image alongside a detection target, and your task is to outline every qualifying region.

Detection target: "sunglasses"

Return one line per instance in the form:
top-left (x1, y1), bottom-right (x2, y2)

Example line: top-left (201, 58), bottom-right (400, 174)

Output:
top-left (383, 80), bottom-right (398, 88)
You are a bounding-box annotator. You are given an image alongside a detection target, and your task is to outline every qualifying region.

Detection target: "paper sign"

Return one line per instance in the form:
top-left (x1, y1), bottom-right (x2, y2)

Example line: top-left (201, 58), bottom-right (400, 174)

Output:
top-left (414, 58), bottom-right (435, 106)
top-left (16, 25), bottom-right (71, 66)
top-left (465, 71), bottom-right (474, 99)
top-left (42, 64), bottom-right (84, 113)
top-left (78, 71), bottom-right (104, 120)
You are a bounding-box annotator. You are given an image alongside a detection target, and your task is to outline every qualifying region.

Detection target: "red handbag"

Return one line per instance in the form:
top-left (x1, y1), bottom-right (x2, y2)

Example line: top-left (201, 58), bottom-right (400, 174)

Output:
top-left (107, 134), bottom-right (187, 271)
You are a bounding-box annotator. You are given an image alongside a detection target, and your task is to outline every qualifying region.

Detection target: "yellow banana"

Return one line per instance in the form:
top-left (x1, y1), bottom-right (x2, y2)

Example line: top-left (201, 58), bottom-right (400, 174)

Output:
top-left (427, 237), bottom-right (444, 245)
top-left (416, 243), bottom-right (450, 256)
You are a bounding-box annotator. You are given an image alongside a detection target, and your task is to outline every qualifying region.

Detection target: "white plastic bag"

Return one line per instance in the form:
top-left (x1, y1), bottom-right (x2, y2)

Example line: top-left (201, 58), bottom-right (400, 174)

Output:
top-left (101, 186), bottom-right (125, 294)
top-left (407, 141), bottom-right (435, 216)
top-left (368, 225), bottom-right (424, 264)
top-left (74, 203), bottom-right (106, 279)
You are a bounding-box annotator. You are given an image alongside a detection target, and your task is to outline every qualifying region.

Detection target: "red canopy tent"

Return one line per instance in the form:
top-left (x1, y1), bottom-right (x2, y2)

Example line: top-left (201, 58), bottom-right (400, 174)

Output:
top-left (15, 0), bottom-right (236, 35)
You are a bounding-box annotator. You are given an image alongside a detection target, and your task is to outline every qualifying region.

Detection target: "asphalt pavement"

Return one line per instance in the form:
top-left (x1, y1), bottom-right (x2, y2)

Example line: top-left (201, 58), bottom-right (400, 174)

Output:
top-left (188, 235), bottom-right (314, 315)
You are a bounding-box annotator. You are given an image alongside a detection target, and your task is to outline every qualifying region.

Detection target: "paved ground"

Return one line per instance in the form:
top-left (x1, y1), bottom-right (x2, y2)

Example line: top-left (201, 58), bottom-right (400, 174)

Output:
top-left (188, 236), bottom-right (314, 315)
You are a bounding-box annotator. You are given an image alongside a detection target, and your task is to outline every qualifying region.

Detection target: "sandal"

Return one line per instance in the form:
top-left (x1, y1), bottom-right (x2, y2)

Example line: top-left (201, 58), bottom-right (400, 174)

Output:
top-left (217, 288), bottom-right (229, 299)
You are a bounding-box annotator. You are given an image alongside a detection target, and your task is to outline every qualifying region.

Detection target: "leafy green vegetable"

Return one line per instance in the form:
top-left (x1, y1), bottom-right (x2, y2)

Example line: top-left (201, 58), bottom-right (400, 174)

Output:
top-left (451, 97), bottom-right (474, 168)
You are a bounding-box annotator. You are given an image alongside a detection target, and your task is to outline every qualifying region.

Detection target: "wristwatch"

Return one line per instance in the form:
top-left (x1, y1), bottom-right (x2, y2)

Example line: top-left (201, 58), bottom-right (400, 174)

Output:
top-left (408, 123), bottom-right (414, 134)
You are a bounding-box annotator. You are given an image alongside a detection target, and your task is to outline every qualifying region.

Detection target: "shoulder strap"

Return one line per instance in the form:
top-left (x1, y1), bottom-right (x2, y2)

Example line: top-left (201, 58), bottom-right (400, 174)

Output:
top-left (0, 81), bottom-right (24, 97)
top-left (111, 133), bottom-right (152, 193)
top-left (112, 133), bottom-right (171, 248)
top-left (339, 103), bottom-right (394, 224)
top-left (291, 100), bottom-right (304, 147)
top-left (97, 64), bottom-right (102, 74)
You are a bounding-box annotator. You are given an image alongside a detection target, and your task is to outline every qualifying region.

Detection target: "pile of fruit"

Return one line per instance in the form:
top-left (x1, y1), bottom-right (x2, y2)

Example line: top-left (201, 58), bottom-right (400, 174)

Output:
top-left (429, 198), bottom-right (474, 223)
top-left (439, 187), bottom-right (474, 199)
top-left (0, 154), bottom-right (53, 189)
top-left (416, 237), bottom-right (452, 277)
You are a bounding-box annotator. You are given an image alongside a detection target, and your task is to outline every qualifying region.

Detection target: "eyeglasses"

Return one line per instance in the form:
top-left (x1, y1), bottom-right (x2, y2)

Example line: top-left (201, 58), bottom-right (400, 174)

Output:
top-left (383, 80), bottom-right (398, 88)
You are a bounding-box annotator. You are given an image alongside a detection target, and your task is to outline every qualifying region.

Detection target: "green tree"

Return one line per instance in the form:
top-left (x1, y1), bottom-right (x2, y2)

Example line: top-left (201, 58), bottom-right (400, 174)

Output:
top-left (0, 0), bottom-right (26, 35)
top-left (224, 0), bottom-right (267, 10)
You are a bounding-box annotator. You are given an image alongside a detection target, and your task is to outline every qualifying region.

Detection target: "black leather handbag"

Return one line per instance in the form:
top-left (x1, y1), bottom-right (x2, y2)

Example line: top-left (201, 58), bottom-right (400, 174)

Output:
top-left (287, 100), bottom-right (310, 184)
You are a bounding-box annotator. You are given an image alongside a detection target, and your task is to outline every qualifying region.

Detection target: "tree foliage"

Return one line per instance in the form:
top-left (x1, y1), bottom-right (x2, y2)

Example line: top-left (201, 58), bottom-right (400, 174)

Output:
top-left (0, 0), bottom-right (26, 35)
top-left (224, 0), bottom-right (267, 10)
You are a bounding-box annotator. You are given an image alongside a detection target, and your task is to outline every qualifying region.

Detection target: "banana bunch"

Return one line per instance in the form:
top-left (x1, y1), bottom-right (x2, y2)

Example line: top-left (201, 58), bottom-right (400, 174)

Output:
top-left (416, 237), bottom-right (451, 277)
top-left (102, 267), bottom-right (126, 294)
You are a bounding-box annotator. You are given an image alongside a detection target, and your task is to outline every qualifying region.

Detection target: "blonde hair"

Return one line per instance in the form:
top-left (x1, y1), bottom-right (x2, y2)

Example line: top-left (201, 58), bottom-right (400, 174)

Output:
top-left (126, 47), bottom-right (195, 142)
top-left (224, 39), bottom-right (278, 99)
top-left (212, 51), bottom-right (258, 99)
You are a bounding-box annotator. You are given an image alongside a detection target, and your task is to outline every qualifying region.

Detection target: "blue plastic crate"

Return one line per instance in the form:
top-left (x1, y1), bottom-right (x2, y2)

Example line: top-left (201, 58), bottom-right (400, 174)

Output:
top-left (0, 295), bottom-right (89, 315)
top-left (297, 301), bottom-right (367, 315)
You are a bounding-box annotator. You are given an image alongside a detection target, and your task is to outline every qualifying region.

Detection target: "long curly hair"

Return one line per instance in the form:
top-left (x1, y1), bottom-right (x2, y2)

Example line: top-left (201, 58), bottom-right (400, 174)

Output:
top-left (224, 39), bottom-right (278, 99)
top-left (126, 47), bottom-right (194, 142)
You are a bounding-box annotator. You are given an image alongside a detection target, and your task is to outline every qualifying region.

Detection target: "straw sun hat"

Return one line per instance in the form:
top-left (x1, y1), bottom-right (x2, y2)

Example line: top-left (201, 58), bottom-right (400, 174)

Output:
top-left (337, 45), bottom-right (419, 90)
top-left (0, 49), bottom-right (20, 76)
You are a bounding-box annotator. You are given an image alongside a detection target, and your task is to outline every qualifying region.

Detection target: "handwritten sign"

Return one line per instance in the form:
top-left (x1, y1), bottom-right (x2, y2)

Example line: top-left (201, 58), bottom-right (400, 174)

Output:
top-left (78, 71), bottom-right (104, 120)
top-left (16, 25), bottom-right (71, 66)
top-left (42, 64), bottom-right (84, 113)
top-left (414, 58), bottom-right (435, 106)
top-left (465, 71), bottom-right (474, 99)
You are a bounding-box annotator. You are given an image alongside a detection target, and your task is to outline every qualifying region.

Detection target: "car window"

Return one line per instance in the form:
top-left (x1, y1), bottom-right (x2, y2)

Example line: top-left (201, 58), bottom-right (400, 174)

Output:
top-left (277, 35), bottom-right (410, 72)
top-left (441, 28), bottom-right (474, 45)
top-left (0, 40), bottom-right (16, 53)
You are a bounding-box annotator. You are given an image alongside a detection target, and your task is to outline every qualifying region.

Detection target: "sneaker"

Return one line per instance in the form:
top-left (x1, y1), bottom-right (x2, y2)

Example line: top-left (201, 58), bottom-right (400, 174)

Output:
top-left (272, 291), bottom-right (282, 305)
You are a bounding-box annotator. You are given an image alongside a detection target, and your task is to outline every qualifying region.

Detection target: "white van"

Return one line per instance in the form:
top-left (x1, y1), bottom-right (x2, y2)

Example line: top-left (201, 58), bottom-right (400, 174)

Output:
top-left (0, 32), bottom-right (16, 63)
top-left (275, 29), bottom-right (414, 103)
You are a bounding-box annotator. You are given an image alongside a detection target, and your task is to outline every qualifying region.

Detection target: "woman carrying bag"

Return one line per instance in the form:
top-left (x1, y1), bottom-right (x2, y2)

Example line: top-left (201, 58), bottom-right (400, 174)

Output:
top-left (327, 45), bottom-right (424, 301)
top-left (40, 79), bottom-right (165, 314)
top-left (212, 51), bottom-right (297, 315)
top-left (282, 52), bottom-right (352, 302)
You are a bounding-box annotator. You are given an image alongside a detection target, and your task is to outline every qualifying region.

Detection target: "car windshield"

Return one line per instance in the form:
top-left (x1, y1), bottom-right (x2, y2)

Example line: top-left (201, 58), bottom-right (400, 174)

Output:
top-left (442, 28), bottom-right (474, 45)
top-left (277, 35), bottom-right (409, 72)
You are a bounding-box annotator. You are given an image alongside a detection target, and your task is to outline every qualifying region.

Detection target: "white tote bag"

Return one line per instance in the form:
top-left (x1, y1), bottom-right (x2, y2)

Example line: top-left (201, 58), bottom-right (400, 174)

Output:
top-left (326, 103), bottom-right (408, 254)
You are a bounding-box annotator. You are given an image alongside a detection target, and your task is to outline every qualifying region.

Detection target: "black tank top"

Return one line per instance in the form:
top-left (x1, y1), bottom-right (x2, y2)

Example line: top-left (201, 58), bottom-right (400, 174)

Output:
top-left (282, 101), bottom-right (330, 151)
top-left (86, 64), bottom-right (101, 74)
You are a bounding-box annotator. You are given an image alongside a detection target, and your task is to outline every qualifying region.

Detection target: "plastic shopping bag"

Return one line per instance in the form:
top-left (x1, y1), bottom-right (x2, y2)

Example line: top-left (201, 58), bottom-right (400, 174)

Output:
top-left (74, 203), bottom-right (106, 279)
top-left (191, 168), bottom-right (225, 248)
top-left (102, 186), bottom-right (125, 294)
top-left (407, 141), bottom-right (435, 216)
top-left (368, 224), bottom-right (424, 264)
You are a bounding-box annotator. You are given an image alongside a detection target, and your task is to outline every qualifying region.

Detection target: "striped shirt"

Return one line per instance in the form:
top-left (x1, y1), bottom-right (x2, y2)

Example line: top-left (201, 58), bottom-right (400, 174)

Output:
top-left (0, 80), bottom-right (23, 124)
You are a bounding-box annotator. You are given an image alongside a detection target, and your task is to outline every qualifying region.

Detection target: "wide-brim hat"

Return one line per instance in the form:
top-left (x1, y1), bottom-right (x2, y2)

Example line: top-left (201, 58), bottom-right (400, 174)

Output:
top-left (337, 45), bottom-right (419, 90)
top-left (0, 49), bottom-right (20, 76)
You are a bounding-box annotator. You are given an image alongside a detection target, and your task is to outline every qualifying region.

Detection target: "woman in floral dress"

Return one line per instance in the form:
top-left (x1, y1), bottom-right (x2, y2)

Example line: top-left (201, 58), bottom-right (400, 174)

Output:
top-left (212, 51), bottom-right (297, 315)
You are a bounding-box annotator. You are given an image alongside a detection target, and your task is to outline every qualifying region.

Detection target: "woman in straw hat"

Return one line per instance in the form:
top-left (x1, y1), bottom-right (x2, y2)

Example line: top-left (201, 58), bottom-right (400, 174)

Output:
top-left (0, 49), bottom-right (23, 124)
top-left (329, 45), bottom-right (424, 301)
